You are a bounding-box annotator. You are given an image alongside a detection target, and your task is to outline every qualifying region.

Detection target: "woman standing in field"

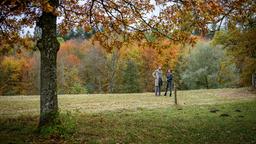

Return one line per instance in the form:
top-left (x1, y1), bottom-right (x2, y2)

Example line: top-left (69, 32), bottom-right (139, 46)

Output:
top-left (164, 69), bottom-right (173, 96)
top-left (152, 66), bottom-right (163, 96)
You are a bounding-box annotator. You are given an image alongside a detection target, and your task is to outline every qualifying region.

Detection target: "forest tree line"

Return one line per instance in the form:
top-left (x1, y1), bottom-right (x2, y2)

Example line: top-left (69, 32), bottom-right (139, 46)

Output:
top-left (1, 25), bottom-right (255, 95)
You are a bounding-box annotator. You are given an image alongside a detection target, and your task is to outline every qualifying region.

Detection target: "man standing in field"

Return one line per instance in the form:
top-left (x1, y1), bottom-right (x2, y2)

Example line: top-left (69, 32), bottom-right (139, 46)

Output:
top-left (152, 66), bottom-right (163, 96)
top-left (164, 69), bottom-right (173, 96)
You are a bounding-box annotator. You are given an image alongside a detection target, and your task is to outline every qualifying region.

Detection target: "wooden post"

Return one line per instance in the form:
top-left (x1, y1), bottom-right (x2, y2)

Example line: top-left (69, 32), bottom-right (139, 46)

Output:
top-left (252, 73), bottom-right (256, 88)
top-left (174, 85), bottom-right (177, 105)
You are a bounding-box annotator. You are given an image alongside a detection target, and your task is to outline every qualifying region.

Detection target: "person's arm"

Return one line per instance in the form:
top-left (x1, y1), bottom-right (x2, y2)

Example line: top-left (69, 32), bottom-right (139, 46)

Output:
top-left (152, 70), bottom-right (156, 78)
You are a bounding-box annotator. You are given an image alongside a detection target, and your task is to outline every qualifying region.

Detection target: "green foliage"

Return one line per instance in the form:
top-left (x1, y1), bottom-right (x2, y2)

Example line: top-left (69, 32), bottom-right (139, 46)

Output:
top-left (63, 27), bottom-right (95, 41)
top-left (217, 55), bottom-right (240, 87)
top-left (58, 68), bottom-right (87, 94)
top-left (82, 47), bottom-right (107, 93)
top-left (179, 41), bottom-right (239, 89)
top-left (173, 47), bottom-right (190, 89)
top-left (213, 29), bottom-right (256, 86)
top-left (181, 42), bottom-right (219, 89)
top-left (57, 37), bottom-right (65, 44)
top-left (69, 83), bottom-right (87, 94)
top-left (144, 32), bottom-right (157, 42)
top-left (121, 59), bottom-right (142, 93)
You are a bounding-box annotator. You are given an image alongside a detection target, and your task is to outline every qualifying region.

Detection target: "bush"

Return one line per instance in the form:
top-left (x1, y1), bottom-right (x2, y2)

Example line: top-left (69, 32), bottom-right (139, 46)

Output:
top-left (70, 83), bottom-right (87, 94)
top-left (37, 111), bottom-right (77, 139)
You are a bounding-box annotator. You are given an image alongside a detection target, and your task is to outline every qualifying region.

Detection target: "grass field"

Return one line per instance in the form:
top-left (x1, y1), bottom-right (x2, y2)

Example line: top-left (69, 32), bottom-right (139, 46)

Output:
top-left (0, 88), bottom-right (256, 143)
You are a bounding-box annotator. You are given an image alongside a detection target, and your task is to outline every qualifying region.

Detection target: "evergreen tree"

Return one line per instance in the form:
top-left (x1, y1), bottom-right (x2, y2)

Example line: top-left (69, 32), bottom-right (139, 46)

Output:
top-left (121, 59), bottom-right (141, 93)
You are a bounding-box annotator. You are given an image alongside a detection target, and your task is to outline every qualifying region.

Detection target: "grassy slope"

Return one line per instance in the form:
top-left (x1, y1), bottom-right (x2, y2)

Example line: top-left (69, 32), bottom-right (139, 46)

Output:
top-left (0, 88), bottom-right (255, 143)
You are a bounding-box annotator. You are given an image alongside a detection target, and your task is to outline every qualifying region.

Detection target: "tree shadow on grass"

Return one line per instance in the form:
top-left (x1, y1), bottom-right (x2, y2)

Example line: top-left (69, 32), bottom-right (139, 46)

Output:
top-left (0, 115), bottom-right (38, 143)
top-left (0, 113), bottom-right (76, 144)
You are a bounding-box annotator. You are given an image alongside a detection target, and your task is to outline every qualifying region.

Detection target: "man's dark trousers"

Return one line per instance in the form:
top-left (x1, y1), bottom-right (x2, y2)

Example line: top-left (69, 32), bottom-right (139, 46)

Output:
top-left (164, 81), bottom-right (172, 96)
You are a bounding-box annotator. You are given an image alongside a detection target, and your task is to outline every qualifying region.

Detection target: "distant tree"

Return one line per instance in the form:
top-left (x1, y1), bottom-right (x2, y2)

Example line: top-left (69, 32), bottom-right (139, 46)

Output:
top-left (213, 29), bottom-right (256, 86)
top-left (121, 59), bottom-right (141, 93)
top-left (0, 38), bottom-right (38, 95)
top-left (181, 41), bottom-right (238, 89)
top-left (173, 47), bottom-right (190, 90)
top-left (57, 67), bottom-right (87, 94)
top-left (106, 48), bottom-right (120, 93)
top-left (83, 47), bottom-right (107, 93)
top-left (0, 56), bottom-right (34, 95)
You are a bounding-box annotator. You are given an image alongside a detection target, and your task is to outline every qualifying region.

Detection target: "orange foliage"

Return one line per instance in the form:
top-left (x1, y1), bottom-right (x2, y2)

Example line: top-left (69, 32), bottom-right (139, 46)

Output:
top-left (59, 40), bottom-right (80, 56)
top-left (66, 54), bottom-right (81, 66)
top-left (0, 56), bottom-right (34, 95)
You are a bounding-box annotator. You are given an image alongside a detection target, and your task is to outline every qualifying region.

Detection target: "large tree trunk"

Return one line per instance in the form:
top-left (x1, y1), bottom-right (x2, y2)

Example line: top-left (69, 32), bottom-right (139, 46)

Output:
top-left (37, 0), bottom-right (59, 127)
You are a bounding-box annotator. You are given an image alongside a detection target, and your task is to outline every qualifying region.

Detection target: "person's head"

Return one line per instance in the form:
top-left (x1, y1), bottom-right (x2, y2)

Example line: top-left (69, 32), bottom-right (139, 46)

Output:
top-left (158, 66), bottom-right (162, 70)
top-left (167, 69), bottom-right (172, 73)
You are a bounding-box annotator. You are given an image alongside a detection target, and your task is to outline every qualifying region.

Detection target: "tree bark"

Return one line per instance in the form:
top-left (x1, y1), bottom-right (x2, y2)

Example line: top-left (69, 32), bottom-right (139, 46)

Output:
top-left (205, 75), bottom-right (209, 89)
top-left (37, 0), bottom-right (60, 127)
top-left (253, 73), bottom-right (256, 88)
top-left (174, 85), bottom-right (177, 105)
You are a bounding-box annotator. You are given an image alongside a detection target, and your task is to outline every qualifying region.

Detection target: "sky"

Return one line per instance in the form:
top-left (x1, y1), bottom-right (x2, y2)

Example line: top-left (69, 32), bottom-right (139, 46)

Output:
top-left (21, 0), bottom-right (162, 37)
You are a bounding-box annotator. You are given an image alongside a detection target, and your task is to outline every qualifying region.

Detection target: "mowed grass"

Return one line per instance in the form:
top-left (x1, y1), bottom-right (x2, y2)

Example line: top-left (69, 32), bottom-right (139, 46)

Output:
top-left (0, 88), bottom-right (256, 143)
top-left (0, 88), bottom-right (255, 117)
